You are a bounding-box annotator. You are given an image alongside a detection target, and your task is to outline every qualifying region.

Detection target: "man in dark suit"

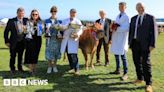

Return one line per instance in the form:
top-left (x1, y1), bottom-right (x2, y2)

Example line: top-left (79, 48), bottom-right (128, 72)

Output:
top-left (4, 7), bottom-right (28, 74)
top-left (95, 10), bottom-right (112, 66)
top-left (129, 3), bottom-right (157, 92)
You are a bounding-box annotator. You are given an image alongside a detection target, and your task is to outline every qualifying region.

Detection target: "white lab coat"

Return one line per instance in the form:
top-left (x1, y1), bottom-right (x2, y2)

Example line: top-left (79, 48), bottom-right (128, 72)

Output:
top-left (110, 13), bottom-right (129, 55)
top-left (60, 18), bottom-right (83, 54)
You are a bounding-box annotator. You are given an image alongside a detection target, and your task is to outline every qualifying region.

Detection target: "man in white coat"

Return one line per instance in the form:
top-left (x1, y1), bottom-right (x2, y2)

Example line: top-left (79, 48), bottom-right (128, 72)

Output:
top-left (110, 2), bottom-right (129, 80)
top-left (60, 9), bottom-right (83, 75)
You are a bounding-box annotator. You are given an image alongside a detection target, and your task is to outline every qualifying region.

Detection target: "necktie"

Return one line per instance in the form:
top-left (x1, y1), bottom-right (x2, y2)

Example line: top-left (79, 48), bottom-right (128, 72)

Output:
top-left (134, 16), bottom-right (142, 39)
top-left (119, 14), bottom-right (122, 18)
top-left (138, 16), bottom-right (141, 26)
top-left (100, 19), bottom-right (104, 25)
top-left (135, 16), bottom-right (142, 39)
top-left (17, 20), bottom-right (23, 33)
top-left (18, 19), bottom-right (23, 24)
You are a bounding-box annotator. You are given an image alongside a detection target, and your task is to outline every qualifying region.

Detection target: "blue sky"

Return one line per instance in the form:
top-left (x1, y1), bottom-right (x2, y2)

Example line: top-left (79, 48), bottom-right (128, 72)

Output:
top-left (0, 0), bottom-right (164, 20)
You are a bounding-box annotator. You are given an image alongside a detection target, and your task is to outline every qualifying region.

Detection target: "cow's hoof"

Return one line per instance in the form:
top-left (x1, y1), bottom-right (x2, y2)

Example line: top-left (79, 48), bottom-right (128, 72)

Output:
top-left (85, 67), bottom-right (89, 70)
top-left (91, 66), bottom-right (95, 70)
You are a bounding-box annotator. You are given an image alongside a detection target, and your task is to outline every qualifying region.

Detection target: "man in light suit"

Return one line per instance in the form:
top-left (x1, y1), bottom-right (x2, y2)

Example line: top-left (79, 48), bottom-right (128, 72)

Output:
top-left (95, 10), bottom-right (112, 66)
top-left (110, 2), bottom-right (129, 81)
top-left (60, 9), bottom-right (83, 75)
top-left (129, 3), bottom-right (157, 92)
top-left (4, 7), bottom-right (28, 74)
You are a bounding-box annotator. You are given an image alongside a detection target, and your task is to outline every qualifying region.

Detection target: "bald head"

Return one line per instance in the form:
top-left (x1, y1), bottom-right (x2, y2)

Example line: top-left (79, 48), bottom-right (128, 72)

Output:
top-left (136, 2), bottom-right (145, 15)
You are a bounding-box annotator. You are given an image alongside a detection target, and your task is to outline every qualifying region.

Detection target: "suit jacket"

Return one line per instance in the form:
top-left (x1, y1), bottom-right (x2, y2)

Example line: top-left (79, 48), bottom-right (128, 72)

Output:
top-left (129, 14), bottom-right (156, 50)
top-left (96, 18), bottom-right (112, 43)
top-left (4, 17), bottom-right (28, 49)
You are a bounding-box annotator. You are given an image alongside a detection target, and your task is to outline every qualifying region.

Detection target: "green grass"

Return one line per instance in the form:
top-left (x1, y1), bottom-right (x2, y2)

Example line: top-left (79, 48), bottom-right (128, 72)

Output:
top-left (0, 27), bottom-right (164, 92)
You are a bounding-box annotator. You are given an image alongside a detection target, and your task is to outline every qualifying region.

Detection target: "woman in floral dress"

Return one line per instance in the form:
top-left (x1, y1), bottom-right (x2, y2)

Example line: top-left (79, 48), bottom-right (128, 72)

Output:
top-left (45, 6), bottom-right (62, 74)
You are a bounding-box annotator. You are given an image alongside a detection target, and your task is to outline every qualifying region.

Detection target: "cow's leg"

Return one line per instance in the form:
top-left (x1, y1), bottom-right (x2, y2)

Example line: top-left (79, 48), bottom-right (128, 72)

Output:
top-left (82, 50), bottom-right (88, 70)
top-left (90, 41), bottom-right (99, 69)
top-left (90, 49), bottom-right (96, 69)
top-left (90, 52), bottom-right (95, 69)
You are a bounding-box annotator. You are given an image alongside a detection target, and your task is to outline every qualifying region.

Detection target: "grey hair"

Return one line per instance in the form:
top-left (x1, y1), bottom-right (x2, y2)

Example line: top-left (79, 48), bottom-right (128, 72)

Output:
top-left (99, 9), bottom-right (106, 14)
top-left (17, 7), bottom-right (24, 13)
top-left (136, 2), bottom-right (145, 9)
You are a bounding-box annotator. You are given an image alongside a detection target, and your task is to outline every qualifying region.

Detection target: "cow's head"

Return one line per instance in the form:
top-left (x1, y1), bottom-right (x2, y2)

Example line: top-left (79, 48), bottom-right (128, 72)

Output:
top-left (82, 22), bottom-right (112, 43)
top-left (81, 23), bottom-right (105, 40)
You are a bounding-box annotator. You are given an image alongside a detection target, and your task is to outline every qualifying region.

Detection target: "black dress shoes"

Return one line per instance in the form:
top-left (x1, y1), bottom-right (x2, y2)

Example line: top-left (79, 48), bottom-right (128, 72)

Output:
top-left (110, 70), bottom-right (121, 75)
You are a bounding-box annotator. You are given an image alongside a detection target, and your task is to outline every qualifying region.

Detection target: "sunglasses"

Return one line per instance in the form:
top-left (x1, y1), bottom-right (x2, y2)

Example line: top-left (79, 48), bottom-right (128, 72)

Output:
top-left (32, 14), bottom-right (38, 16)
top-left (70, 11), bottom-right (76, 13)
top-left (51, 11), bottom-right (57, 13)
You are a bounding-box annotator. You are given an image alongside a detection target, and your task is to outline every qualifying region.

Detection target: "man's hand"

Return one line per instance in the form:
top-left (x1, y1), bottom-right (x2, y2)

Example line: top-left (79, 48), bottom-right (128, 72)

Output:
top-left (149, 46), bottom-right (154, 52)
top-left (73, 34), bottom-right (78, 39)
top-left (110, 23), bottom-right (120, 32)
top-left (5, 43), bottom-right (10, 48)
top-left (71, 32), bottom-right (79, 39)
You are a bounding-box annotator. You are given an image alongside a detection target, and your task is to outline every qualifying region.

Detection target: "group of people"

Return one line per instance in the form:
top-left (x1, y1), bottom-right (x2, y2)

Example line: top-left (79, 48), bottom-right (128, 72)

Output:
top-left (4, 2), bottom-right (156, 92)
top-left (95, 2), bottom-right (156, 92)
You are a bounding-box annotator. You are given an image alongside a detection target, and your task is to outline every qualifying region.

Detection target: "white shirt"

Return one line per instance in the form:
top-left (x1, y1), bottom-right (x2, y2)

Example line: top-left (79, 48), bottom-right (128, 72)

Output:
top-left (100, 18), bottom-right (105, 30)
top-left (134, 13), bottom-right (145, 39)
top-left (51, 19), bottom-right (56, 24)
top-left (17, 18), bottom-right (23, 33)
top-left (17, 17), bottom-right (23, 23)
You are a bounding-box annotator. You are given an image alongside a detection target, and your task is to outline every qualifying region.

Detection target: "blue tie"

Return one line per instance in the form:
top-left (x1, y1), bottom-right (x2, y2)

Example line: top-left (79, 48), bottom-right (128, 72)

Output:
top-left (119, 14), bottom-right (122, 18)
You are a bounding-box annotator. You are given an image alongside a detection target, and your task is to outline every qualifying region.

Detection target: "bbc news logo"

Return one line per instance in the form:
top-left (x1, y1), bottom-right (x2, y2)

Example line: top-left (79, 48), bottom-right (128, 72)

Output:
top-left (3, 79), bottom-right (48, 86)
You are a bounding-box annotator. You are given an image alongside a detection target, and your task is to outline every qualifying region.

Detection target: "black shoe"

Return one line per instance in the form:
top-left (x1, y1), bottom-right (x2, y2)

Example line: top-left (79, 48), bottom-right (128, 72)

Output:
top-left (110, 70), bottom-right (120, 75)
top-left (18, 69), bottom-right (25, 73)
top-left (10, 70), bottom-right (16, 74)
top-left (29, 72), bottom-right (35, 76)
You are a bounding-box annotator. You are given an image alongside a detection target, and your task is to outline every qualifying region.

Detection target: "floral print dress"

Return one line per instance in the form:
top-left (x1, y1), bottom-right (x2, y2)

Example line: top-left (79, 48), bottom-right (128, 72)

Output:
top-left (45, 19), bottom-right (62, 61)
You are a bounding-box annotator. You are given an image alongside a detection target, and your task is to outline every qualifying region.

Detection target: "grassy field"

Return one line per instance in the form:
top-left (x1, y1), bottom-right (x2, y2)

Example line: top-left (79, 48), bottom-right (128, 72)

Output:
top-left (0, 27), bottom-right (164, 92)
